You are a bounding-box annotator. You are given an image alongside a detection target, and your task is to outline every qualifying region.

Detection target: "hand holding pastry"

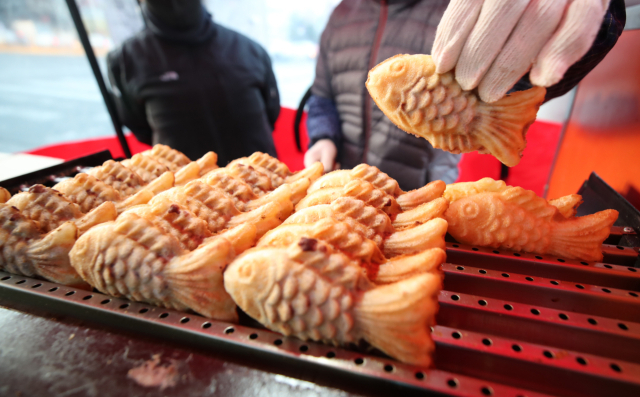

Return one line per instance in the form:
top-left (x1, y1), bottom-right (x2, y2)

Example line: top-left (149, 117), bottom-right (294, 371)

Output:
top-left (432, 0), bottom-right (611, 103)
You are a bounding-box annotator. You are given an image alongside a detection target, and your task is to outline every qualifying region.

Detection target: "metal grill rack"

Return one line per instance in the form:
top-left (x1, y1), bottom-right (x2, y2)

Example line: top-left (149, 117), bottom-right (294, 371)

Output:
top-left (0, 159), bottom-right (639, 397)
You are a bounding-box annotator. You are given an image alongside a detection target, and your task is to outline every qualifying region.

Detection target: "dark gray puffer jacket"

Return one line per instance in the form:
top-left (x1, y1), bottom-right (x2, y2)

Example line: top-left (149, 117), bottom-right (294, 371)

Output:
top-left (311, 0), bottom-right (460, 190)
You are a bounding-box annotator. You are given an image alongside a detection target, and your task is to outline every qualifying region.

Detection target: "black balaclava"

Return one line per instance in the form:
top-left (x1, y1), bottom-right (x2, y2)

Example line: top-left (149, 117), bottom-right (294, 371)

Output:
top-left (142, 0), bottom-right (216, 44)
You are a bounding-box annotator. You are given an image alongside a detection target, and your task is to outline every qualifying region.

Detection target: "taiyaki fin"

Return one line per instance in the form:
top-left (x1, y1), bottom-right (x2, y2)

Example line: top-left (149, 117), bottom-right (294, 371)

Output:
top-left (244, 182), bottom-right (295, 212)
top-left (549, 209), bottom-right (619, 261)
top-left (0, 187), bottom-right (10, 203)
top-left (393, 197), bottom-right (449, 230)
top-left (383, 218), bottom-right (448, 257)
top-left (227, 201), bottom-right (290, 238)
top-left (343, 180), bottom-right (401, 215)
top-left (308, 170), bottom-right (351, 194)
top-left (174, 161), bottom-right (200, 186)
top-left (115, 189), bottom-right (154, 213)
top-left (197, 151), bottom-right (218, 176)
top-left (212, 223), bottom-right (258, 255)
top-left (27, 221), bottom-right (85, 286)
top-left (285, 161), bottom-right (323, 184)
top-left (444, 178), bottom-right (507, 203)
top-left (75, 201), bottom-right (117, 235)
top-left (142, 171), bottom-right (174, 195)
top-left (247, 152), bottom-right (292, 179)
top-left (499, 187), bottom-right (557, 221)
top-left (164, 235), bottom-right (238, 321)
top-left (377, 248), bottom-right (446, 284)
top-left (202, 172), bottom-right (257, 209)
top-left (549, 194), bottom-right (583, 219)
top-left (474, 87), bottom-right (546, 166)
top-left (355, 273), bottom-right (440, 366)
top-left (397, 180), bottom-right (445, 211)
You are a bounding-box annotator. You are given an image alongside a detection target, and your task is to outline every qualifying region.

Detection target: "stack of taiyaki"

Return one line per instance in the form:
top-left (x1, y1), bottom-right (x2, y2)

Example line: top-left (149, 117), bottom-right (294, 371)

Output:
top-left (69, 151), bottom-right (323, 322)
top-left (443, 178), bottom-right (618, 261)
top-left (225, 165), bottom-right (448, 366)
top-left (366, 54), bottom-right (546, 166)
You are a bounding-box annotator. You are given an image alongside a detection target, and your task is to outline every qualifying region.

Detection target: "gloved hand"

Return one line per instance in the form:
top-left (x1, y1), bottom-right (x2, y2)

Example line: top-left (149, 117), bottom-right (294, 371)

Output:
top-left (432, 0), bottom-right (611, 103)
top-left (304, 139), bottom-right (338, 173)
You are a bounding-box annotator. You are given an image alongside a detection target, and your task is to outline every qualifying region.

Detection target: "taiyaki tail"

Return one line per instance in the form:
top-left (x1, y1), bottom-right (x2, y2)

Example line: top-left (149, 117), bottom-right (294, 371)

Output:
top-left (549, 209), bottom-right (618, 262)
top-left (227, 201), bottom-right (289, 237)
top-left (27, 222), bottom-right (85, 287)
top-left (75, 201), bottom-right (117, 235)
top-left (197, 152), bottom-right (218, 176)
top-left (383, 218), bottom-right (448, 257)
top-left (142, 171), bottom-right (174, 195)
top-left (376, 248), bottom-right (445, 284)
top-left (244, 183), bottom-right (291, 212)
top-left (474, 87), bottom-right (546, 167)
top-left (214, 223), bottom-right (258, 255)
top-left (175, 162), bottom-right (200, 186)
top-left (0, 187), bottom-right (10, 203)
top-left (397, 180), bottom-right (445, 211)
top-left (550, 194), bottom-right (583, 219)
top-left (165, 236), bottom-right (238, 322)
top-left (285, 162), bottom-right (323, 184)
top-left (115, 189), bottom-right (154, 213)
top-left (354, 273), bottom-right (441, 366)
top-left (392, 198), bottom-right (449, 230)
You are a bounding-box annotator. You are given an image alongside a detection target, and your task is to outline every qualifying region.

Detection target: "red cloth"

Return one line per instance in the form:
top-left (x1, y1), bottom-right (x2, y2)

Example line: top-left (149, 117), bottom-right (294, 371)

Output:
top-left (24, 108), bottom-right (561, 196)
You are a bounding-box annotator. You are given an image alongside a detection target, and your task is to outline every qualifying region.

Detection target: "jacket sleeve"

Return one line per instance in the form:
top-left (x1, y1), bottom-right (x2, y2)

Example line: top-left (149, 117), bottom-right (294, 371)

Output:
top-left (510, 0), bottom-right (626, 102)
top-left (306, 95), bottom-right (342, 148)
top-left (261, 51), bottom-right (281, 130)
top-left (428, 148), bottom-right (461, 184)
top-left (106, 48), bottom-right (153, 145)
top-left (307, 18), bottom-right (343, 148)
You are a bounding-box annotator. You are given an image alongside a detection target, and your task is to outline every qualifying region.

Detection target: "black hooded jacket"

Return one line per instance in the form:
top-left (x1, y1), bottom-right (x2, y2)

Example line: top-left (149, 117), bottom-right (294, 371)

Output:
top-left (107, 3), bottom-right (279, 164)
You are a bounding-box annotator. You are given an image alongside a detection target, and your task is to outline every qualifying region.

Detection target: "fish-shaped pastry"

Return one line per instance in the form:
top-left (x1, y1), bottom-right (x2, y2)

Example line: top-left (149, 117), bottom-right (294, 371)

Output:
top-left (366, 54), bottom-right (546, 167)
top-left (260, 215), bottom-right (447, 261)
top-left (444, 185), bottom-right (618, 262)
top-left (0, 203), bottom-right (84, 286)
top-left (86, 159), bottom-right (146, 197)
top-left (308, 164), bottom-right (445, 212)
top-left (141, 144), bottom-right (191, 172)
top-left (70, 212), bottom-right (258, 321)
top-left (224, 238), bottom-right (442, 366)
top-left (7, 184), bottom-right (116, 234)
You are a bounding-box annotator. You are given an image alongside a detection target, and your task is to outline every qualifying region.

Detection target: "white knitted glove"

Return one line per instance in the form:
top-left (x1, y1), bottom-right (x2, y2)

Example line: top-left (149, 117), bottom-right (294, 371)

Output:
top-left (304, 139), bottom-right (338, 173)
top-left (432, 0), bottom-right (611, 103)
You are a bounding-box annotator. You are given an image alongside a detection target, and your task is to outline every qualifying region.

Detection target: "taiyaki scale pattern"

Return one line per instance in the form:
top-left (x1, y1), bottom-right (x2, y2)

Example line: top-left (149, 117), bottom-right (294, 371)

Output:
top-left (71, 211), bottom-right (259, 321)
top-left (366, 54), bottom-right (546, 167)
top-left (1, 185), bottom-right (117, 286)
top-left (225, 238), bottom-right (442, 366)
top-left (443, 179), bottom-right (619, 261)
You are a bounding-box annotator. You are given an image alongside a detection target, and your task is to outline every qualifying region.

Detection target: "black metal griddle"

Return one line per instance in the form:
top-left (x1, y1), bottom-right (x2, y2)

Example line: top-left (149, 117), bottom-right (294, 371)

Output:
top-left (0, 158), bottom-right (638, 397)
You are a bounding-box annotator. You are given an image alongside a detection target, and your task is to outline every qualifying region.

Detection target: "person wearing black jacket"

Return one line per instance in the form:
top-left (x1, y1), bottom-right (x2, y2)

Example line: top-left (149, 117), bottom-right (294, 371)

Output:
top-left (107, 0), bottom-right (280, 165)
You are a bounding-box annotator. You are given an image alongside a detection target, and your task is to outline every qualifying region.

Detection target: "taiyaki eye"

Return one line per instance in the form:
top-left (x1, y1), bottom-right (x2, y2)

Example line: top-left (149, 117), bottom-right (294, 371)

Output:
top-left (389, 59), bottom-right (406, 76)
top-left (237, 263), bottom-right (254, 280)
top-left (462, 202), bottom-right (480, 219)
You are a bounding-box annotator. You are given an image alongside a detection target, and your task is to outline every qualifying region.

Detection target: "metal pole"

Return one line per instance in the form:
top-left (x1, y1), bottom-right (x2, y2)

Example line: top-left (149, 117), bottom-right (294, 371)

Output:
top-left (64, 0), bottom-right (132, 158)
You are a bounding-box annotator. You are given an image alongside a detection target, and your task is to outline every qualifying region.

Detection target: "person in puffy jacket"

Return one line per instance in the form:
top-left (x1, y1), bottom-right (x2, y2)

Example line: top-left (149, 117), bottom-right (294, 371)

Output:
top-left (107, 0), bottom-right (279, 165)
top-left (304, 0), bottom-right (625, 191)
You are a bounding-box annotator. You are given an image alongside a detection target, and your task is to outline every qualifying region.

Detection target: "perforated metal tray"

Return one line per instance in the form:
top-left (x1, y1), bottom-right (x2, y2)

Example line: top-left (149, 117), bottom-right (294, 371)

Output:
top-left (1, 238), bottom-right (638, 397)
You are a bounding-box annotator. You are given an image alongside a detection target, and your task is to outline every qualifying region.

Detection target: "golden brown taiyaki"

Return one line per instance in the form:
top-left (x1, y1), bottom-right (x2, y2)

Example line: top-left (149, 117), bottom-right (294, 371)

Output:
top-left (7, 185), bottom-right (116, 234)
top-left (122, 153), bottom-right (170, 184)
top-left (224, 238), bottom-right (442, 366)
top-left (366, 54), bottom-right (546, 167)
top-left (86, 159), bottom-right (146, 197)
top-left (70, 214), bottom-right (258, 321)
top-left (141, 144), bottom-right (191, 172)
top-left (444, 183), bottom-right (618, 262)
top-left (0, 203), bottom-right (84, 286)
top-left (297, 179), bottom-right (402, 216)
